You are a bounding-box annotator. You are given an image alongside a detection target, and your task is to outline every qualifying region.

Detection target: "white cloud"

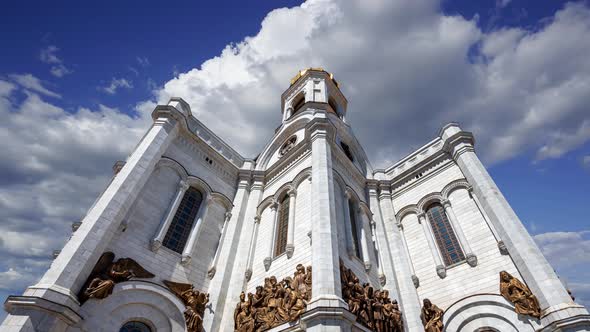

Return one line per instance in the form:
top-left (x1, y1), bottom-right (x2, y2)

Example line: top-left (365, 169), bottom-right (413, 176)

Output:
top-left (9, 74), bottom-right (61, 98)
top-left (99, 78), bottom-right (133, 95)
top-left (534, 230), bottom-right (590, 308)
top-left (39, 45), bottom-right (61, 64)
top-left (40, 45), bottom-right (72, 77)
top-left (152, 0), bottom-right (590, 166)
top-left (137, 56), bottom-right (150, 67)
top-left (583, 155), bottom-right (590, 169)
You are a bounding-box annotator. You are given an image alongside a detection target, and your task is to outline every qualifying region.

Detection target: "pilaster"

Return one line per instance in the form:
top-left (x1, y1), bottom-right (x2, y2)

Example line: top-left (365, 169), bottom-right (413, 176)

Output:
top-left (374, 183), bottom-right (424, 332)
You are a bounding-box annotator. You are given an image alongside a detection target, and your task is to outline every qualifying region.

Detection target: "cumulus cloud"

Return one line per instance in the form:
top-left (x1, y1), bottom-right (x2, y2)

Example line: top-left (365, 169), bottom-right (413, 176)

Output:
top-left (153, 0), bottom-right (590, 167)
top-left (9, 74), bottom-right (61, 98)
top-left (99, 78), bottom-right (133, 95)
top-left (40, 45), bottom-right (72, 77)
top-left (534, 230), bottom-right (590, 308)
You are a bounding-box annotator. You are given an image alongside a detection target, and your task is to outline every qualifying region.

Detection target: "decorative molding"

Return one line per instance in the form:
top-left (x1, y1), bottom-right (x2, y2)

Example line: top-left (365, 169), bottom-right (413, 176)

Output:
top-left (498, 241), bottom-right (509, 255)
top-left (379, 274), bottom-right (387, 286)
top-left (286, 244), bottom-right (295, 258)
top-left (245, 268), bottom-right (253, 281)
top-left (436, 265), bottom-right (447, 279)
top-left (412, 275), bottom-right (420, 288)
top-left (263, 257), bottom-right (272, 271)
top-left (466, 253), bottom-right (478, 267)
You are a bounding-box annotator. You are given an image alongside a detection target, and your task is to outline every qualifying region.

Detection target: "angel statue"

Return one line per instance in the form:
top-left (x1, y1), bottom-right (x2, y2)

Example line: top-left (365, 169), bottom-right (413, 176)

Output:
top-left (420, 299), bottom-right (444, 332)
top-left (164, 280), bottom-right (210, 332)
top-left (78, 252), bottom-right (154, 304)
top-left (500, 271), bottom-right (541, 318)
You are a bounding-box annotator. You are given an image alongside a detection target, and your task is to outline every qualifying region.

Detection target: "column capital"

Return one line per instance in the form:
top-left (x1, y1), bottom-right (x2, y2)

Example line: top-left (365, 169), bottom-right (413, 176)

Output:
top-left (288, 188), bottom-right (297, 197)
top-left (396, 222), bottom-right (404, 231)
top-left (344, 188), bottom-right (353, 200)
top-left (179, 180), bottom-right (190, 191)
top-left (254, 215), bottom-right (261, 224)
top-left (441, 199), bottom-right (452, 208)
top-left (417, 212), bottom-right (426, 221)
top-left (270, 201), bottom-right (278, 211)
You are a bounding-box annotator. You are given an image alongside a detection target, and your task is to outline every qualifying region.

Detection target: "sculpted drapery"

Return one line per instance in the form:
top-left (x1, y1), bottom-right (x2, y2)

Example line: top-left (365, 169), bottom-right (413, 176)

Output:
top-left (500, 270), bottom-right (541, 318)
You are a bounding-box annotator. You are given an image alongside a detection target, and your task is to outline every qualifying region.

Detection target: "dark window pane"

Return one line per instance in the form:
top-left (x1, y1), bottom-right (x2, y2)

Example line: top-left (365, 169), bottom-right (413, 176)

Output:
top-left (163, 187), bottom-right (203, 253)
top-left (426, 203), bottom-right (465, 265)
top-left (274, 195), bottom-right (290, 256)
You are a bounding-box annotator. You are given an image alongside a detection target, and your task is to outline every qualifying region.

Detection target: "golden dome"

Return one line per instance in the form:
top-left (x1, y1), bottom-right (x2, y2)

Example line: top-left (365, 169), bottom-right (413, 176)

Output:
top-left (289, 67), bottom-right (339, 87)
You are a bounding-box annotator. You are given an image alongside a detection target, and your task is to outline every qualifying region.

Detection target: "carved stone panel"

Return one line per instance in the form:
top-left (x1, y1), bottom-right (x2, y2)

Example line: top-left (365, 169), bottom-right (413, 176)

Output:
top-left (234, 264), bottom-right (311, 331)
top-left (164, 280), bottom-right (210, 332)
top-left (340, 260), bottom-right (403, 332)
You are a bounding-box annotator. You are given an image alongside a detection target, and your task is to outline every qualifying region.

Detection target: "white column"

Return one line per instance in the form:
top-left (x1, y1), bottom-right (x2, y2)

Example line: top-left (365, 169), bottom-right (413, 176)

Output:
top-left (374, 185), bottom-right (423, 332)
top-left (418, 212), bottom-right (447, 278)
top-left (441, 199), bottom-right (477, 267)
top-left (441, 124), bottom-right (589, 327)
top-left (307, 124), bottom-right (346, 310)
top-left (342, 190), bottom-right (356, 257)
top-left (151, 180), bottom-right (190, 252)
top-left (264, 201), bottom-right (278, 271)
top-left (207, 211), bottom-right (232, 279)
top-left (217, 177), bottom-right (264, 332)
top-left (358, 208), bottom-right (372, 271)
top-left (469, 187), bottom-right (508, 255)
top-left (202, 176), bottom-right (251, 331)
top-left (245, 215), bottom-right (261, 281)
top-left (397, 222), bottom-right (419, 288)
top-left (181, 196), bottom-right (212, 265)
top-left (370, 220), bottom-right (386, 284)
top-left (285, 189), bottom-right (297, 258)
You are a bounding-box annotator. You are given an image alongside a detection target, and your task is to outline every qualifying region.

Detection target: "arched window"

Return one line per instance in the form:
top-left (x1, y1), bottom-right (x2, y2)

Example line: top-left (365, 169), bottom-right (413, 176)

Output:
top-left (163, 187), bottom-right (203, 253)
top-left (426, 203), bottom-right (465, 265)
top-left (120, 321), bottom-right (151, 332)
top-left (274, 195), bottom-right (290, 257)
top-left (348, 200), bottom-right (362, 258)
top-left (340, 142), bottom-right (354, 162)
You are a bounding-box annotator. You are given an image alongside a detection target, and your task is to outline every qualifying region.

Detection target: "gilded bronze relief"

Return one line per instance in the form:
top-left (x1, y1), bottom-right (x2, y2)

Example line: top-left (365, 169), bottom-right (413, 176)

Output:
top-left (499, 271), bottom-right (541, 318)
top-left (340, 261), bottom-right (403, 332)
top-left (233, 263), bottom-right (311, 331)
top-left (420, 299), bottom-right (444, 332)
top-left (164, 280), bottom-right (210, 332)
top-left (78, 252), bottom-right (154, 304)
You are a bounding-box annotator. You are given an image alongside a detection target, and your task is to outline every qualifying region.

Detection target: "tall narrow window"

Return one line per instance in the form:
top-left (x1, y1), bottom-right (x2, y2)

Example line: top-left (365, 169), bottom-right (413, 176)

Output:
top-left (349, 200), bottom-right (362, 258)
top-left (163, 187), bottom-right (203, 253)
top-left (426, 203), bottom-right (465, 265)
top-left (274, 195), bottom-right (290, 257)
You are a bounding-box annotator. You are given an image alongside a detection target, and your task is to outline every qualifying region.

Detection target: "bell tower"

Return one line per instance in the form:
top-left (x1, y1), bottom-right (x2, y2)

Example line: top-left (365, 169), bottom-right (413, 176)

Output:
top-left (280, 68), bottom-right (348, 123)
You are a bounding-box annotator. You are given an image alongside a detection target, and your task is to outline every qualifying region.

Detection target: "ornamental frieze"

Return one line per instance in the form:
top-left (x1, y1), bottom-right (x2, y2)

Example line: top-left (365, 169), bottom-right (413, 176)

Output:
top-left (78, 252), bottom-right (155, 304)
top-left (234, 264), bottom-right (311, 331)
top-left (340, 261), bottom-right (403, 332)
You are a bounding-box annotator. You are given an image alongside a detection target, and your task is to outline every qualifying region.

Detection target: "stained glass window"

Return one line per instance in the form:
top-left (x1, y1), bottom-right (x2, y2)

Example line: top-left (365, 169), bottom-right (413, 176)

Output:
top-left (274, 195), bottom-right (290, 257)
top-left (120, 321), bottom-right (151, 332)
top-left (163, 187), bottom-right (203, 253)
top-left (426, 203), bottom-right (465, 265)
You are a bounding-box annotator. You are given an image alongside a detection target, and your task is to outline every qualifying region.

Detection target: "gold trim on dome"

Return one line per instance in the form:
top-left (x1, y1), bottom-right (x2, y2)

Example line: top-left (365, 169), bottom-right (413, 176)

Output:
top-left (289, 67), bottom-right (339, 87)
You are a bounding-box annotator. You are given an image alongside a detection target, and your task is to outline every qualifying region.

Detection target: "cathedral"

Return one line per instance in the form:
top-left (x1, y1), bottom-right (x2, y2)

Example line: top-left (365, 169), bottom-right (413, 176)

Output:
top-left (2, 68), bottom-right (589, 332)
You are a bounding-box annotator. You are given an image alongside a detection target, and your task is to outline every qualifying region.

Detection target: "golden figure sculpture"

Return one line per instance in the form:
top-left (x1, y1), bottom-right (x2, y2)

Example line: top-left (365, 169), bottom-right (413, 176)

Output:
top-left (499, 271), bottom-right (541, 318)
top-left (233, 264), bottom-right (312, 331)
top-left (78, 252), bottom-right (154, 304)
top-left (420, 299), bottom-right (444, 332)
top-left (164, 280), bottom-right (210, 332)
top-left (340, 261), bottom-right (403, 332)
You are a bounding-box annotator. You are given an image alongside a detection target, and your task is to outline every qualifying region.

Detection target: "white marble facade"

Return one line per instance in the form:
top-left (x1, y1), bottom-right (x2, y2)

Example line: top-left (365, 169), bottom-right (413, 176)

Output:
top-left (2, 69), bottom-right (589, 332)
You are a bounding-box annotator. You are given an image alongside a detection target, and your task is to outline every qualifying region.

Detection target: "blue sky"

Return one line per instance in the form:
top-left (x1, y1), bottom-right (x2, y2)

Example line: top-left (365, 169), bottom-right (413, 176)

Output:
top-left (1, 0), bottom-right (589, 322)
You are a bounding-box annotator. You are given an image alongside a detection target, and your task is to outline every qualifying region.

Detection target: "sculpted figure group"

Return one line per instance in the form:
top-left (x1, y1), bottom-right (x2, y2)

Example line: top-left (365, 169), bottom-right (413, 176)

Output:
top-left (164, 280), bottom-right (210, 332)
top-left (78, 252), bottom-right (154, 304)
top-left (234, 264), bottom-right (312, 331)
top-left (340, 262), bottom-right (403, 332)
top-left (500, 271), bottom-right (541, 318)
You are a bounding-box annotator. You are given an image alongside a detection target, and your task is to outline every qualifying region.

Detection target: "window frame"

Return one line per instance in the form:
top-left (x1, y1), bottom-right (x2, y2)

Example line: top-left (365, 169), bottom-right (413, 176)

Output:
top-left (425, 202), bottom-right (465, 266)
top-left (162, 186), bottom-right (204, 254)
top-left (273, 194), bottom-right (290, 257)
